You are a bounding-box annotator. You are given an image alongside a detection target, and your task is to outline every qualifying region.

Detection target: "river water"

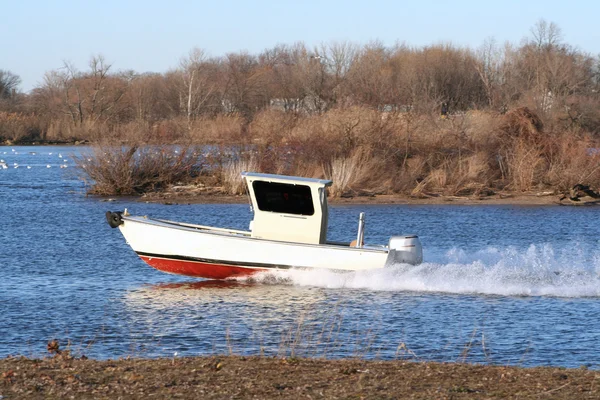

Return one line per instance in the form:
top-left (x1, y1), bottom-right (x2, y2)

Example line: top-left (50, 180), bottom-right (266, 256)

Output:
top-left (1, 145), bottom-right (600, 368)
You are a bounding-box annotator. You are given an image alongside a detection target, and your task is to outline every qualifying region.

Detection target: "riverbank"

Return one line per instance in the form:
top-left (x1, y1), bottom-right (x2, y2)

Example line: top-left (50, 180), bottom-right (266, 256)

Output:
top-left (137, 189), bottom-right (572, 206)
top-left (1, 355), bottom-right (597, 399)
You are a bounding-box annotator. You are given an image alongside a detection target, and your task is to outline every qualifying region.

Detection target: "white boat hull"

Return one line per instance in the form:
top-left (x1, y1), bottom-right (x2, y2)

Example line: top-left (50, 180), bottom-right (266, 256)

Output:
top-left (116, 215), bottom-right (397, 279)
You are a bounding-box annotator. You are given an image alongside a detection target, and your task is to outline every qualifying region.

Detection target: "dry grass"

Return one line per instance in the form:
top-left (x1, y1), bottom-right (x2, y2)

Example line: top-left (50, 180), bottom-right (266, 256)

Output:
top-left (221, 156), bottom-right (259, 195)
top-left (504, 140), bottom-right (545, 191)
top-left (544, 132), bottom-right (600, 191)
top-left (0, 112), bottom-right (43, 143)
top-left (323, 148), bottom-right (381, 197)
top-left (68, 106), bottom-right (600, 198)
top-left (249, 109), bottom-right (297, 146)
top-left (187, 114), bottom-right (245, 143)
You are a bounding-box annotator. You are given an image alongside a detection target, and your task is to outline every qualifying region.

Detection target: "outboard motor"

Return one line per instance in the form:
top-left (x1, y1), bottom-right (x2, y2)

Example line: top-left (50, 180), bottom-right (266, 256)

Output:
top-left (386, 235), bottom-right (423, 265)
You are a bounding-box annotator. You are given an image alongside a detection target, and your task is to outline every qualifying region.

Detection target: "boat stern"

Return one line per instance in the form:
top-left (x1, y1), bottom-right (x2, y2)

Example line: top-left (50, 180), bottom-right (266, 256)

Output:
top-left (386, 235), bottom-right (423, 265)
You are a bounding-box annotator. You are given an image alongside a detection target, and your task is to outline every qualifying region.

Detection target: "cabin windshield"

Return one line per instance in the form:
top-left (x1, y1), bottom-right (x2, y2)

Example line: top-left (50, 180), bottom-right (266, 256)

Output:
top-left (252, 181), bottom-right (314, 215)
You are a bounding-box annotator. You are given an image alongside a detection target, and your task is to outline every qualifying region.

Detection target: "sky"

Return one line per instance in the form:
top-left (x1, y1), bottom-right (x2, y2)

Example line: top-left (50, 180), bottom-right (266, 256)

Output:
top-left (3, 0), bottom-right (599, 92)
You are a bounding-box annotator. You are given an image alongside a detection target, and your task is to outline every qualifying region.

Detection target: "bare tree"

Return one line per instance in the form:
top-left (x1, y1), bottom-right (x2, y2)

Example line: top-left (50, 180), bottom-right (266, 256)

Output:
top-left (59, 61), bottom-right (83, 124)
top-left (128, 72), bottom-right (170, 121)
top-left (260, 42), bottom-right (309, 111)
top-left (531, 19), bottom-right (563, 50)
top-left (301, 51), bottom-right (332, 113)
top-left (88, 55), bottom-right (118, 122)
top-left (474, 37), bottom-right (502, 107)
top-left (316, 41), bottom-right (358, 106)
top-left (346, 42), bottom-right (391, 108)
top-left (0, 70), bottom-right (21, 99)
top-left (223, 51), bottom-right (268, 118)
top-left (513, 20), bottom-right (597, 116)
top-left (179, 48), bottom-right (219, 125)
top-left (32, 55), bottom-right (128, 128)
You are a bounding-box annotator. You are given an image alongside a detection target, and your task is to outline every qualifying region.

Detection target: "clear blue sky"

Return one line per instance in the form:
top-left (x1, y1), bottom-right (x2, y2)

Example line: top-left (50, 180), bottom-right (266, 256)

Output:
top-left (3, 0), bottom-right (599, 92)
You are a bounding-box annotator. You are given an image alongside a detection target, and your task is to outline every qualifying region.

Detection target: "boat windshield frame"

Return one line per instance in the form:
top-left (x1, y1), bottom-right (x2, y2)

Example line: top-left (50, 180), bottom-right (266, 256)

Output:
top-left (241, 172), bottom-right (333, 244)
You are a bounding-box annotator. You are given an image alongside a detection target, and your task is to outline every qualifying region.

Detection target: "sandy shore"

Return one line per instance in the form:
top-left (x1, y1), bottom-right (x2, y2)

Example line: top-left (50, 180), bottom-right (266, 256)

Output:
top-left (1, 355), bottom-right (597, 399)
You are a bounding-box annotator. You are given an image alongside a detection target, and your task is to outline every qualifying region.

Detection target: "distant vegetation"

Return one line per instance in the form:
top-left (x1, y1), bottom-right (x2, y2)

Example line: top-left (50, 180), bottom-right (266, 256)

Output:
top-left (2, 20), bottom-right (600, 197)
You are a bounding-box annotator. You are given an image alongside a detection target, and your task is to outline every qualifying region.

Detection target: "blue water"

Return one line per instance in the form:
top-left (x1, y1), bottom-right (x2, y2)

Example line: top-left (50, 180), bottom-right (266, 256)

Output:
top-left (1, 146), bottom-right (600, 368)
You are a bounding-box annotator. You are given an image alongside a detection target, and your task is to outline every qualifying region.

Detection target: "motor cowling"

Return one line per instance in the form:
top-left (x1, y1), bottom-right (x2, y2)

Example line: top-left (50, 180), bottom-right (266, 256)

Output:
top-left (387, 235), bottom-right (423, 265)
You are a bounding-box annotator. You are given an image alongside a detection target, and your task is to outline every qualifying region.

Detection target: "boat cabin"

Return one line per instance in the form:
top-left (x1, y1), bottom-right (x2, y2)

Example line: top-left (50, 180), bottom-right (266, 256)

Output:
top-left (242, 172), bottom-right (332, 244)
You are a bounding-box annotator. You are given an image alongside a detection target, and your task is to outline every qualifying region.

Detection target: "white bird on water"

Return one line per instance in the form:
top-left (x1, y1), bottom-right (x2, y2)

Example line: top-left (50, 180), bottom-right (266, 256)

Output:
top-left (46, 165), bottom-right (51, 168)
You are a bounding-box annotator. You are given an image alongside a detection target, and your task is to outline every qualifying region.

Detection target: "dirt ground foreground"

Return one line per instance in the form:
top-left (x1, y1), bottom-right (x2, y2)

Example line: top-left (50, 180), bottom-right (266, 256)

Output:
top-left (1, 356), bottom-right (598, 399)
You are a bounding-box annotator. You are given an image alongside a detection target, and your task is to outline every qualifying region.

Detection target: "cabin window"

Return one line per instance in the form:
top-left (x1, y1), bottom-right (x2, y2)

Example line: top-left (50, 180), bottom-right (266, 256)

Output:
top-left (253, 181), bottom-right (315, 215)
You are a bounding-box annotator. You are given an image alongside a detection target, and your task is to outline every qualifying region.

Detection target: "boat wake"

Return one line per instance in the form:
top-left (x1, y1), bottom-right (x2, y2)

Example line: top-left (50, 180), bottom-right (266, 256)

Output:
top-left (241, 244), bottom-right (600, 297)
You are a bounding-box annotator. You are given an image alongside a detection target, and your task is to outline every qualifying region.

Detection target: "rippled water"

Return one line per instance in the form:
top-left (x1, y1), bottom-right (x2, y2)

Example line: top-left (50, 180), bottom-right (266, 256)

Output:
top-left (1, 145), bottom-right (600, 368)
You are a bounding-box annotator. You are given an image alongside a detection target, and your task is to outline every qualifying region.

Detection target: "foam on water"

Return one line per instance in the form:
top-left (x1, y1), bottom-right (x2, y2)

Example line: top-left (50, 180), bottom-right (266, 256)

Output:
top-left (241, 243), bottom-right (600, 297)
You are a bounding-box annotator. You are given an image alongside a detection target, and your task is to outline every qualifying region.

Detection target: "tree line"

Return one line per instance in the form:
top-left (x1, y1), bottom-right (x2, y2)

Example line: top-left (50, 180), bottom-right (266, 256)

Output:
top-left (1, 20), bottom-right (598, 144)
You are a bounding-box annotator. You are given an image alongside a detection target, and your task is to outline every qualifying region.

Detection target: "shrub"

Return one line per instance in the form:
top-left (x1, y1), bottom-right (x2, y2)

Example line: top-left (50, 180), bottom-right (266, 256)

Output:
top-left (74, 143), bottom-right (202, 195)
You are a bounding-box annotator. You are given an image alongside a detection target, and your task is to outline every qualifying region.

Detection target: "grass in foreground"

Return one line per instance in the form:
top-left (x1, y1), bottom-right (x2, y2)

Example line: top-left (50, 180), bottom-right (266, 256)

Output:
top-left (1, 354), bottom-right (598, 399)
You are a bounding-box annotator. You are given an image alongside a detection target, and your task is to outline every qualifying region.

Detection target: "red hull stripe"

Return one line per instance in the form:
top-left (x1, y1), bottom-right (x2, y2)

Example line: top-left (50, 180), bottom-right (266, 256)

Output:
top-left (136, 251), bottom-right (292, 270)
top-left (138, 255), bottom-right (268, 279)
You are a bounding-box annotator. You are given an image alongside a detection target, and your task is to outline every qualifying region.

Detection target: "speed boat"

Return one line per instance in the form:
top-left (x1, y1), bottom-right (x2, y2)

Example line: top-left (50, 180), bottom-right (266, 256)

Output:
top-left (106, 172), bottom-right (422, 279)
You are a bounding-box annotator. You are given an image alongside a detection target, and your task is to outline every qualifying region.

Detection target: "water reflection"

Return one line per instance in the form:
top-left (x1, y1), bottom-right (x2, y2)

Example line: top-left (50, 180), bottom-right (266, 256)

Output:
top-left (125, 279), bottom-right (327, 310)
top-left (149, 280), bottom-right (248, 290)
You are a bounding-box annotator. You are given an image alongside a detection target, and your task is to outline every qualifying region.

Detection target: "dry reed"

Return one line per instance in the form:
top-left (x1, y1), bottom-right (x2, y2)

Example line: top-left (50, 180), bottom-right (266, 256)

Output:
top-left (221, 156), bottom-right (259, 195)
